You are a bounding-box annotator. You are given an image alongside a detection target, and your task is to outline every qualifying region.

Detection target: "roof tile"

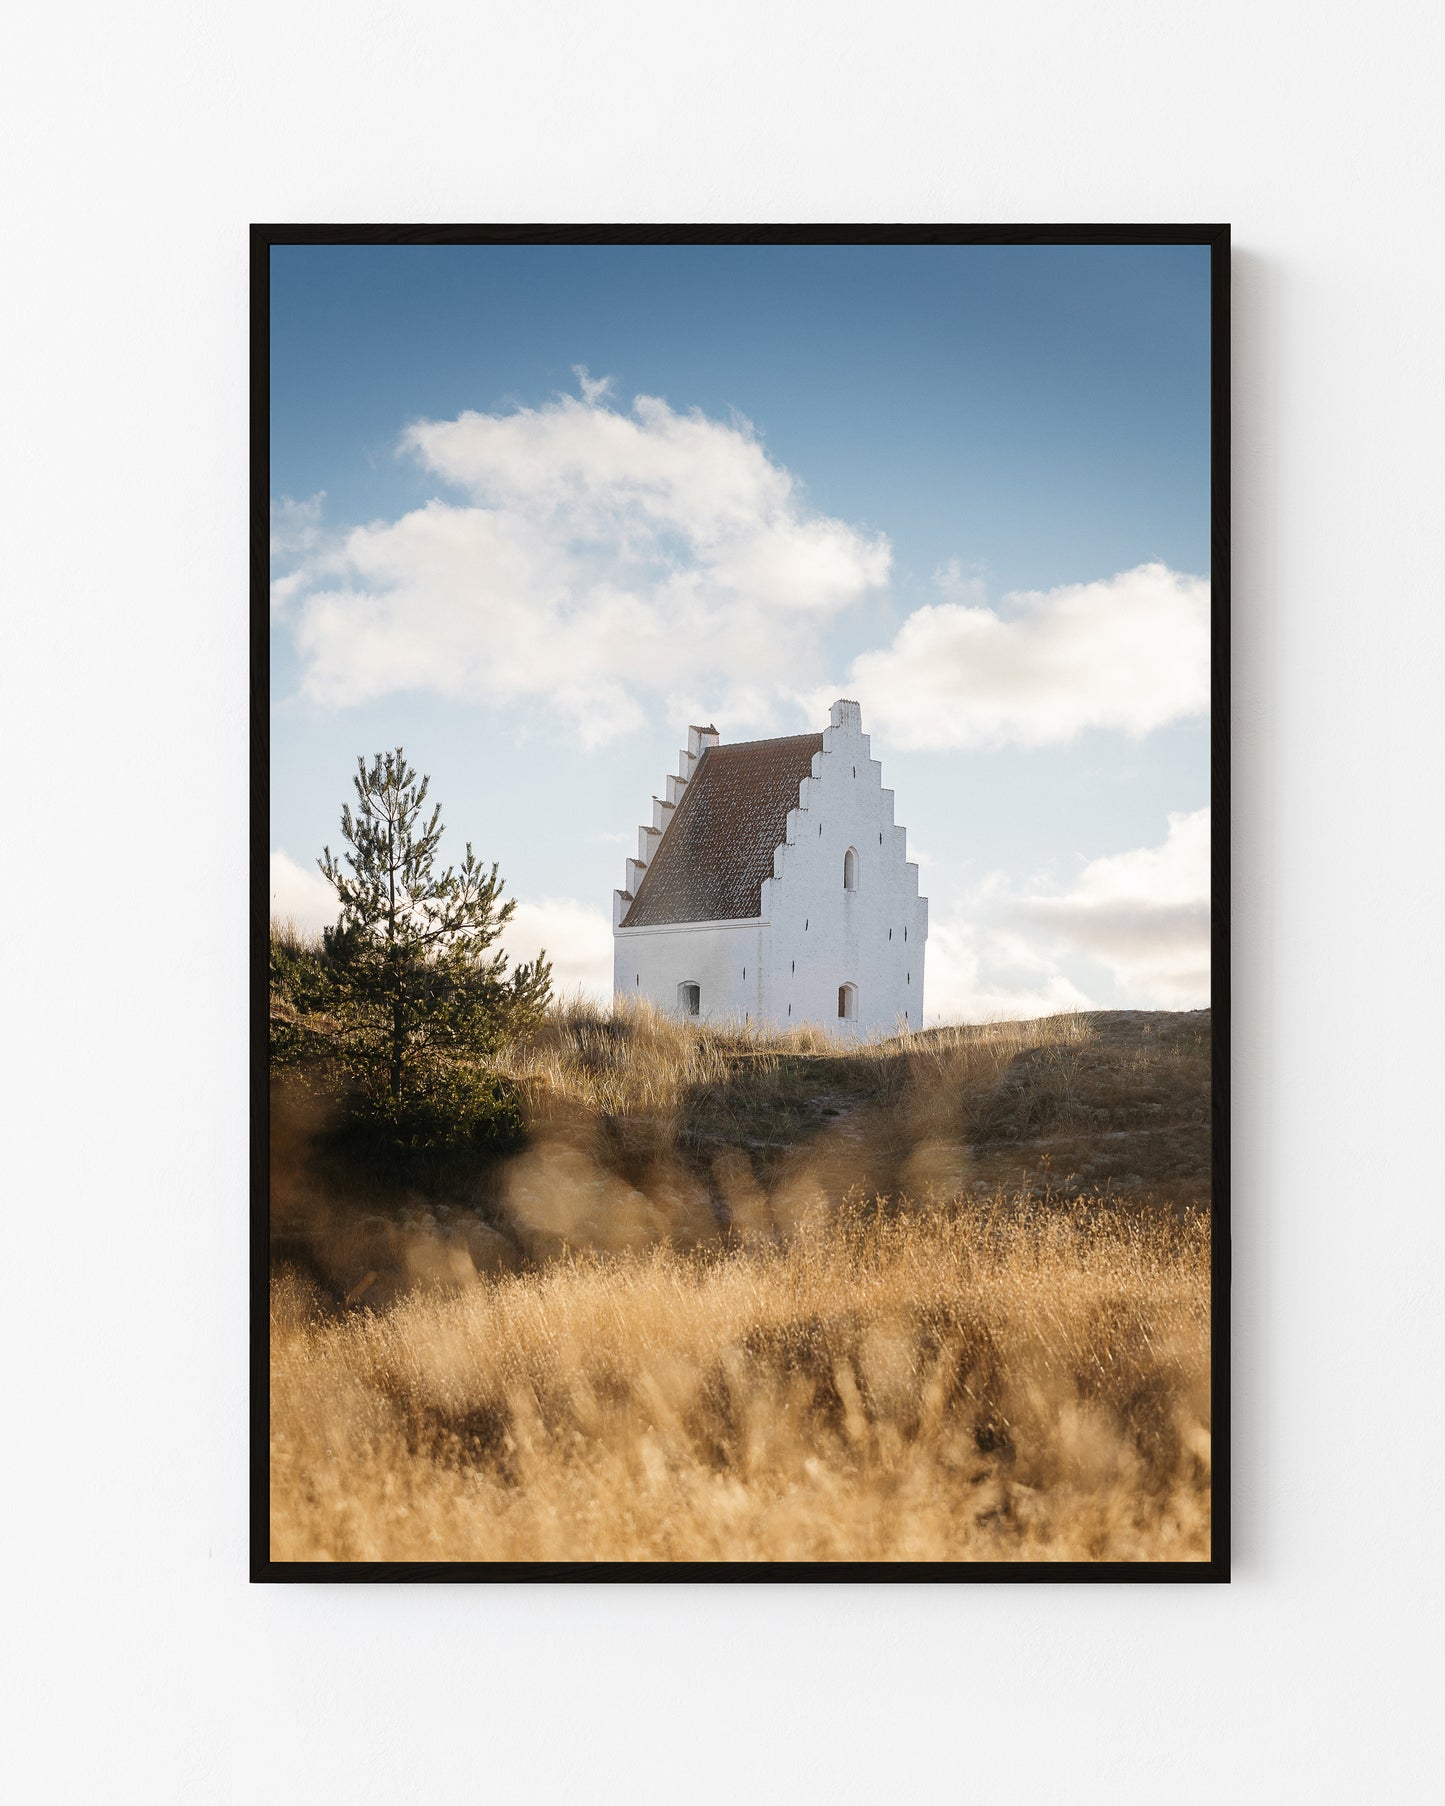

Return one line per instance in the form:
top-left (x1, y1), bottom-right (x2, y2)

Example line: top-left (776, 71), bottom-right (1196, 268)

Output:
top-left (620, 732), bottom-right (823, 927)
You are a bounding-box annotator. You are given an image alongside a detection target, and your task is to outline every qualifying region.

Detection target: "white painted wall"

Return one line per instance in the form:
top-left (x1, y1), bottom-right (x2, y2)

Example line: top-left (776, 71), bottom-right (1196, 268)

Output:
top-left (614, 700), bottom-right (926, 1034)
top-left (761, 698), bottom-right (927, 1035)
top-left (614, 913), bottom-right (766, 1024)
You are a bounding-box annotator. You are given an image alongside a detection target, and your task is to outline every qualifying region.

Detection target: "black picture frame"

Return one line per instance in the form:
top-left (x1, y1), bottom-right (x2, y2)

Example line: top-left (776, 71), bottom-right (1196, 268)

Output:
top-left (253, 222), bottom-right (1230, 1583)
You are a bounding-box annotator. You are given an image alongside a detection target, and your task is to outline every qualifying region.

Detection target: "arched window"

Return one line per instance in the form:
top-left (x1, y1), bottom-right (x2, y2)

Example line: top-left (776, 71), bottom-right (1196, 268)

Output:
top-left (843, 846), bottom-right (859, 891)
top-left (678, 981), bottom-right (700, 1017)
top-left (838, 983), bottom-right (857, 1021)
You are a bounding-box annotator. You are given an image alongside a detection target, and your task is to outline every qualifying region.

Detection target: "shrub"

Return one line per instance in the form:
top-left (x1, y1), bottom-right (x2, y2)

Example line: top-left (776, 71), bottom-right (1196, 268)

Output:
top-left (323, 1062), bottom-right (527, 1166)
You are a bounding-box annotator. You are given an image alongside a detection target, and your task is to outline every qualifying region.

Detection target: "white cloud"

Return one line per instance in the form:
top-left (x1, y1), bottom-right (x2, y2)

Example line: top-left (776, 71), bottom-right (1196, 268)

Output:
top-left (270, 493), bottom-right (325, 559)
top-left (273, 391), bottom-right (1205, 760)
top-left (275, 390), bottom-right (891, 740)
top-left (500, 897), bottom-right (613, 1003)
top-left (571, 364), bottom-right (614, 405)
top-left (269, 850), bottom-right (337, 936)
top-left (271, 494), bottom-right (329, 613)
top-left (834, 562), bottom-right (1209, 750)
top-left (932, 557), bottom-right (990, 606)
top-left (1016, 806), bottom-right (1211, 1007)
top-left (925, 913), bottom-right (1097, 1024)
top-left (924, 807), bottom-right (1211, 1021)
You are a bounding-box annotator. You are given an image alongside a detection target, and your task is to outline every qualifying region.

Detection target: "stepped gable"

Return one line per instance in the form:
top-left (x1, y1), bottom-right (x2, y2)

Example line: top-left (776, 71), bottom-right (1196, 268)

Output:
top-left (621, 731), bottom-right (824, 927)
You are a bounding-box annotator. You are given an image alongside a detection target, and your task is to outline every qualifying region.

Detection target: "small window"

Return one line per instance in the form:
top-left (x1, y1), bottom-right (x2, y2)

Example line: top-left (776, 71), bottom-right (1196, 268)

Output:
top-left (805, 918), bottom-right (809, 931)
top-left (678, 981), bottom-right (700, 1017)
top-left (904, 926), bottom-right (908, 942)
top-left (818, 822), bottom-right (823, 836)
top-left (843, 847), bottom-right (858, 890)
top-left (838, 983), bottom-right (857, 1021)
top-left (852, 765), bottom-right (856, 778)
top-left (742, 966), bottom-right (747, 980)
top-left (788, 1004), bottom-right (792, 1017)
top-left (791, 959), bottom-right (795, 973)
top-left (635, 973), bottom-right (640, 986)
top-left (907, 972), bottom-right (911, 985)
top-left (888, 928), bottom-right (892, 941)
top-left (879, 832), bottom-right (883, 845)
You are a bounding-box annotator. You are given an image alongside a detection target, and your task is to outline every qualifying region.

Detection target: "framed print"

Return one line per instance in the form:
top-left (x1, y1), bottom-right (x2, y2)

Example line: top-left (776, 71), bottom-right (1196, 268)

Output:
top-left (255, 225), bottom-right (1228, 1579)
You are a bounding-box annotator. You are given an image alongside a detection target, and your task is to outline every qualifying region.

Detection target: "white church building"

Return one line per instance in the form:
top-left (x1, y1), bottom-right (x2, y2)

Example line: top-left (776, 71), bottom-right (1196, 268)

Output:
top-left (613, 699), bottom-right (927, 1037)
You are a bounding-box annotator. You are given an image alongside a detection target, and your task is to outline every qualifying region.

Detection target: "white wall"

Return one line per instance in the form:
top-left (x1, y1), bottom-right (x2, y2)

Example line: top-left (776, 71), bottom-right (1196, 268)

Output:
top-left (614, 914), bottom-right (766, 1023)
top-left (761, 699), bottom-right (928, 1034)
top-left (11, 4), bottom-right (1445, 1803)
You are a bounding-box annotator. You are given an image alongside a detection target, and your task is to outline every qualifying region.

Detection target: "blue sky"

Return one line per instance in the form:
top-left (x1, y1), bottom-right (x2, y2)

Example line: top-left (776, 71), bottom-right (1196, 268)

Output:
top-left (270, 243), bottom-right (1213, 1018)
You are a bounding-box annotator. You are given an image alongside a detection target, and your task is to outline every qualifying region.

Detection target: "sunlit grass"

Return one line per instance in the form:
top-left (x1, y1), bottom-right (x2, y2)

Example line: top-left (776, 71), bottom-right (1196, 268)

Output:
top-left (271, 1194), bottom-right (1209, 1563)
top-left (271, 989), bottom-right (1211, 1563)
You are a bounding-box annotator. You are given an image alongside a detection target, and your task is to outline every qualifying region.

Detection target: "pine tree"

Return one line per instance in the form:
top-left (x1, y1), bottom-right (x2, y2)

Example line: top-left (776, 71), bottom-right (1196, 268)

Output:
top-left (318, 749), bottom-right (551, 1108)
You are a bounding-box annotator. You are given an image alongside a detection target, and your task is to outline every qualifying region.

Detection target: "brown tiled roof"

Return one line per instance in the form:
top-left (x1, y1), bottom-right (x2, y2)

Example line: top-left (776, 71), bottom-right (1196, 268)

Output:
top-left (621, 732), bottom-right (823, 927)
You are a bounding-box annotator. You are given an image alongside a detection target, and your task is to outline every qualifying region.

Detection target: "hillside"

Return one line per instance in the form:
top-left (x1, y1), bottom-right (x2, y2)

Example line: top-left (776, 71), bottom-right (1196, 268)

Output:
top-left (270, 1003), bottom-right (1212, 1562)
top-left (271, 1003), bottom-right (1211, 1305)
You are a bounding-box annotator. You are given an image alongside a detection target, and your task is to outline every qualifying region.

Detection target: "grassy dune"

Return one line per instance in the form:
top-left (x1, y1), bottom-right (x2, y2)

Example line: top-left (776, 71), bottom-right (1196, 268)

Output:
top-left (270, 1001), bottom-right (1212, 1563)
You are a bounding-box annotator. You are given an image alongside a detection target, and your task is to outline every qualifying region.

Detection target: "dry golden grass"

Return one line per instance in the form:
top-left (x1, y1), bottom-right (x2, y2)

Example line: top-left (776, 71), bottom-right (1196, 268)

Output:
top-left (270, 998), bottom-right (1211, 1563)
top-left (497, 993), bottom-right (1096, 1126)
top-left (271, 1194), bottom-right (1210, 1563)
top-left (483, 998), bottom-right (1207, 1232)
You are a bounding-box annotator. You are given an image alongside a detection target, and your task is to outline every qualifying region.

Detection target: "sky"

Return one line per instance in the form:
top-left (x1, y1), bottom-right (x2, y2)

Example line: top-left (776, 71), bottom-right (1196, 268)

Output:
top-left (269, 242), bottom-right (1213, 1020)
